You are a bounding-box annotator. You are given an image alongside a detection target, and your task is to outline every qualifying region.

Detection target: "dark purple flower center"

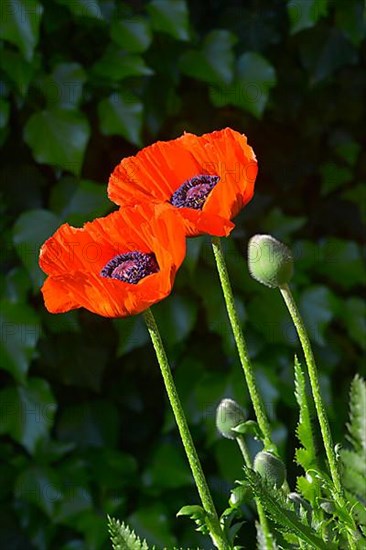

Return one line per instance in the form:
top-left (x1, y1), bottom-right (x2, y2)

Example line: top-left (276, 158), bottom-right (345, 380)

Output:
top-left (170, 174), bottom-right (220, 210)
top-left (101, 251), bottom-right (159, 284)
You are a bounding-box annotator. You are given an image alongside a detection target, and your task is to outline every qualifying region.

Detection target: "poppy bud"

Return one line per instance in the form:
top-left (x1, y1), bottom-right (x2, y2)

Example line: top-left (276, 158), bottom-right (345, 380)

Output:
top-left (216, 398), bottom-right (246, 440)
top-left (229, 484), bottom-right (250, 507)
top-left (247, 234), bottom-right (293, 288)
top-left (253, 451), bottom-right (286, 488)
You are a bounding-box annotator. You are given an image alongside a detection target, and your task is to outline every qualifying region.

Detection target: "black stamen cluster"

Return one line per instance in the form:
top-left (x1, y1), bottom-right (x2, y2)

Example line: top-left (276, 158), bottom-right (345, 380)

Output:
top-left (101, 251), bottom-right (159, 284)
top-left (170, 174), bottom-right (220, 210)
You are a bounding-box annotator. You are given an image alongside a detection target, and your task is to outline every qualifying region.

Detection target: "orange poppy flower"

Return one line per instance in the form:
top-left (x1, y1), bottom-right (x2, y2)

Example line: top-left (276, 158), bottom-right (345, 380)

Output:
top-left (39, 203), bottom-right (186, 317)
top-left (108, 128), bottom-right (258, 237)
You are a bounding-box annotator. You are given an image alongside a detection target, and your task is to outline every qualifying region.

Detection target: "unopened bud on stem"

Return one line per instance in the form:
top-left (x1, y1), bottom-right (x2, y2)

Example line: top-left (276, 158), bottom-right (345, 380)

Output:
top-left (248, 234), bottom-right (293, 288)
top-left (216, 398), bottom-right (246, 440)
top-left (254, 450), bottom-right (286, 488)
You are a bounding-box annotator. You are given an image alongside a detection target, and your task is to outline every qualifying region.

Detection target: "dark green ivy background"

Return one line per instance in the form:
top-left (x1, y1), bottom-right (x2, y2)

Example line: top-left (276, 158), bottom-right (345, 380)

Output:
top-left (0, 0), bottom-right (365, 548)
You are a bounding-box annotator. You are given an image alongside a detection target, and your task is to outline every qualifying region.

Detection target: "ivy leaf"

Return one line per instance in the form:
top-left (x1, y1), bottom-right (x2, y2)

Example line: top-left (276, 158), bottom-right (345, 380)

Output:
top-left (0, 0), bottom-right (43, 60)
top-left (211, 52), bottom-right (276, 118)
top-left (287, 0), bottom-right (328, 34)
top-left (147, 0), bottom-right (190, 41)
top-left (39, 62), bottom-right (87, 109)
top-left (0, 299), bottom-right (41, 383)
top-left (23, 108), bottom-right (90, 175)
top-left (92, 48), bottom-right (153, 80)
top-left (98, 92), bottom-right (143, 146)
top-left (299, 286), bottom-right (335, 346)
top-left (0, 378), bottom-right (56, 453)
top-left (110, 17), bottom-right (152, 53)
top-left (180, 30), bottom-right (236, 86)
top-left (13, 209), bottom-right (61, 289)
top-left (55, 0), bottom-right (103, 19)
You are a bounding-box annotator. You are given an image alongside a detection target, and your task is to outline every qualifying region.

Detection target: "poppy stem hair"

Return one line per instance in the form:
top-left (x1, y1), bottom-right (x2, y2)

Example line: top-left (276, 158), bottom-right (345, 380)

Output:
top-left (211, 237), bottom-right (276, 452)
top-left (142, 308), bottom-right (231, 550)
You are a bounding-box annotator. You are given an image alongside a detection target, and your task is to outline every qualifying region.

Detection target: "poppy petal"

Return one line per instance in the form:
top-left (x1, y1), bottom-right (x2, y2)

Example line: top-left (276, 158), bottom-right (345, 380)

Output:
top-left (108, 128), bottom-right (257, 237)
top-left (39, 203), bottom-right (186, 318)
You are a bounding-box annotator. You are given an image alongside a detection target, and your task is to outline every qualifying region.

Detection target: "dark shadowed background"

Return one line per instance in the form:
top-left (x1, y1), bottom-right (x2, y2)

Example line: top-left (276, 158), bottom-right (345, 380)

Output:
top-left (0, 0), bottom-right (365, 548)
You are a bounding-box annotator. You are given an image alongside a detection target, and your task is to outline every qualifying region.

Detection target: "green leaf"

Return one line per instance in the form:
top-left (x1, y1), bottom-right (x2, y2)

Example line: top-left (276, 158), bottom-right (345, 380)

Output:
top-left (0, 378), bottom-right (56, 453)
top-left (129, 505), bottom-right (176, 548)
top-left (14, 465), bottom-right (62, 516)
top-left (211, 52), bottom-right (276, 118)
top-left (49, 177), bottom-right (111, 225)
top-left (345, 375), bottom-right (366, 455)
top-left (294, 357), bottom-right (317, 471)
top-left (39, 63), bottom-right (87, 109)
top-left (316, 239), bottom-right (366, 290)
top-left (114, 316), bottom-right (149, 356)
top-left (57, 400), bottom-right (120, 448)
top-left (335, 1), bottom-right (366, 46)
top-left (110, 17), bottom-right (152, 53)
top-left (142, 443), bottom-right (192, 489)
top-left (0, 49), bottom-right (37, 95)
top-left (299, 286), bottom-right (335, 346)
top-left (320, 162), bottom-right (352, 196)
top-left (13, 209), bottom-right (61, 289)
top-left (55, 0), bottom-right (103, 19)
top-left (153, 294), bottom-right (198, 349)
top-left (243, 467), bottom-right (330, 549)
top-left (92, 48), bottom-right (153, 80)
top-left (147, 0), bottom-right (190, 41)
top-left (342, 298), bottom-right (366, 350)
top-left (108, 517), bottom-right (149, 550)
top-left (0, 299), bottom-right (41, 382)
top-left (98, 92), bottom-right (143, 146)
top-left (287, 0), bottom-right (328, 34)
top-left (23, 108), bottom-right (90, 175)
top-left (0, 98), bottom-right (10, 145)
top-left (180, 30), bottom-right (236, 86)
top-left (0, 0), bottom-right (43, 60)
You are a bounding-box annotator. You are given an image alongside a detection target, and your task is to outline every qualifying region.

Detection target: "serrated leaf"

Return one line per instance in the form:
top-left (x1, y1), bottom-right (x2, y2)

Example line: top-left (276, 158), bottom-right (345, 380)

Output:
top-left (243, 468), bottom-right (331, 549)
top-left (346, 375), bottom-right (366, 452)
top-left (98, 92), bottom-right (143, 146)
top-left (0, 0), bottom-right (43, 60)
top-left (23, 108), bottom-right (90, 175)
top-left (294, 357), bottom-right (318, 471)
top-left (108, 517), bottom-right (149, 550)
top-left (147, 0), bottom-right (190, 41)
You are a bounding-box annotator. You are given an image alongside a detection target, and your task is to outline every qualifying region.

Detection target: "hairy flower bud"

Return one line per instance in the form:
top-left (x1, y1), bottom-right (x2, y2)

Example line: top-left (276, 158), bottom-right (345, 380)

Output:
top-left (254, 451), bottom-right (286, 488)
top-left (247, 234), bottom-right (293, 288)
top-left (216, 398), bottom-right (246, 440)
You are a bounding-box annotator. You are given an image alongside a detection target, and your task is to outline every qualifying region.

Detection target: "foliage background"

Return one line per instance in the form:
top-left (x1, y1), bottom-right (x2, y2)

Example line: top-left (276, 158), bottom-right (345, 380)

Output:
top-left (0, 0), bottom-right (365, 548)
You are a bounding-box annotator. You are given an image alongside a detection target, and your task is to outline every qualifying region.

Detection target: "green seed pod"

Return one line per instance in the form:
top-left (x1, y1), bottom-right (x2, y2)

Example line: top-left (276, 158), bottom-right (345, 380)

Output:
top-left (247, 234), bottom-right (293, 288)
top-left (216, 398), bottom-right (246, 439)
top-left (253, 451), bottom-right (286, 488)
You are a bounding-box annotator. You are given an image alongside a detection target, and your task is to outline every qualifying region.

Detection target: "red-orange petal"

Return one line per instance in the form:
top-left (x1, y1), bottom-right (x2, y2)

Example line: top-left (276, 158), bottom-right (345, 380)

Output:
top-left (108, 128), bottom-right (257, 237)
top-left (39, 203), bottom-right (186, 318)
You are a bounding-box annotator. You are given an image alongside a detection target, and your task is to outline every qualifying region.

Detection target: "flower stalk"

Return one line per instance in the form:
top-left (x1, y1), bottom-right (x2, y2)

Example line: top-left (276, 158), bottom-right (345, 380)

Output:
top-left (143, 308), bottom-right (230, 550)
top-left (211, 237), bottom-right (274, 450)
top-left (279, 285), bottom-right (342, 495)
